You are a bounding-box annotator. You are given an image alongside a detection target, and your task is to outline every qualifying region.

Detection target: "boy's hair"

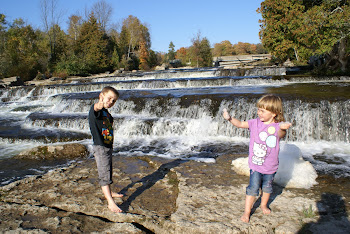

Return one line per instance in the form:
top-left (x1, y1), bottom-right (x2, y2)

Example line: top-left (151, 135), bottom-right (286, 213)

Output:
top-left (257, 94), bottom-right (285, 123)
top-left (101, 86), bottom-right (119, 98)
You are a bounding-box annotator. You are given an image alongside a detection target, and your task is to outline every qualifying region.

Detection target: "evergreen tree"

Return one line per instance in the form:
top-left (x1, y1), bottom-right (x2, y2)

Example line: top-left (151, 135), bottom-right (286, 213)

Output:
top-left (168, 41), bottom-right (176, 60)
top-left (75, 14), bottom-right (109, 74)
top-left (199, 38), bottom-right (213, 67)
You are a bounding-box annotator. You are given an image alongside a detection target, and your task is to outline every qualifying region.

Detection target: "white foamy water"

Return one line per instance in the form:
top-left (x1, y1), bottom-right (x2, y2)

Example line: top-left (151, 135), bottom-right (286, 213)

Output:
top-left (0, 69), bottom-right (349, 186)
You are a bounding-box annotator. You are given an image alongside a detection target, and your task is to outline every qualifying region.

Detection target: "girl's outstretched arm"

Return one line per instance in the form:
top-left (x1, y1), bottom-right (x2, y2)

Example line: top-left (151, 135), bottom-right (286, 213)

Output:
top-left (278, 122), bottom-right (292, 138)
top-left (223, 108), bottom-right (249, 129)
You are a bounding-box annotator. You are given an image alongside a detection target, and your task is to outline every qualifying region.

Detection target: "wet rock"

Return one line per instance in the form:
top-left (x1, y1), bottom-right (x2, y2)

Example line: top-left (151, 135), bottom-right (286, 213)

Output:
top-left (15, 143), bottom-right (88, 160)
top-left (1, 154), bottom-right (349, 233)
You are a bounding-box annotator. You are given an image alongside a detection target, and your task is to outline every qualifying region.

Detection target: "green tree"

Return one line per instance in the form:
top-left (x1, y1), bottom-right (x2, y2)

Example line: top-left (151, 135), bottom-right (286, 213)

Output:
top-left (2, 19), bottom-right (43, 80)
top-left (189, 32), bottom-right (213, 67)
top-left (258, 0), bottom-right (305, 62)
top-left (57, 14), bottom-right (111, 75)
top-left (168, 41), bottom-right (176, 60)
top-left (258, 0), bottom-right (350, 71)
top-left (77, 14), bottom-right (110, 73)
top-left (199, 38), bottom-right (213, 67)
top-left (118, 24), bottom-right (130, 59)
top-left (0, 14), bottom-right (8, 78)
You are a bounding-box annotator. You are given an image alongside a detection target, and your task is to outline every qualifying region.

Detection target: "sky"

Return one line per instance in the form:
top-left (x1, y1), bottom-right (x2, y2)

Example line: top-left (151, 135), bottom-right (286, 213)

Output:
top-left (1, 0), bottom-right (263, 52)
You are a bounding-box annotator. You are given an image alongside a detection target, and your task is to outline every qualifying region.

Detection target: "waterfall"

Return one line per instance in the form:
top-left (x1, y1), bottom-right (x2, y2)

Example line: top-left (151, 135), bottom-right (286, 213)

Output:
top-left (0, 69), bottom-right (349, 184)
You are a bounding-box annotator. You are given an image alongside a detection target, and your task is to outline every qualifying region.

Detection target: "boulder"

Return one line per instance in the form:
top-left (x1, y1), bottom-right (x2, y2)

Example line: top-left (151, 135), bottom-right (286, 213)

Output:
top-left (155, 63), bottom-right (169, 70)
top-left (15, 143), bottom-right (88, 160)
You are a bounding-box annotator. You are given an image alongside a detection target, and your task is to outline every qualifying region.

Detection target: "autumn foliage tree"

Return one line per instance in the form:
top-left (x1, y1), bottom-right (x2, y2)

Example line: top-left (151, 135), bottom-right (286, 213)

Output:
top-left (139, 40), bottom-right (150, 70)
top-left (258, 0), bottom-right (350, 71)
top-left (213, 40), bottom-right (266, 56)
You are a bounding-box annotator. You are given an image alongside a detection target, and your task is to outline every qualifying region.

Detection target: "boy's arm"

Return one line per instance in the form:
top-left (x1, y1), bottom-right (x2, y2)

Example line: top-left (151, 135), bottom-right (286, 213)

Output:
top-left (94, 93), bottom-right (104, 112)
top-left (223, 108), bottom-right (249, 129)
top-left (278, 122), bottom-right (292, 138)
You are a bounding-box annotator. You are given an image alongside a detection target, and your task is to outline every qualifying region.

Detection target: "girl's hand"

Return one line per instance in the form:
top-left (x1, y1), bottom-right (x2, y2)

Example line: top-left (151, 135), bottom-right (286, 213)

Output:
top-left (222, 108), bottom-right (231, 121)
top-left (279, 122), bottom-right (292, 130)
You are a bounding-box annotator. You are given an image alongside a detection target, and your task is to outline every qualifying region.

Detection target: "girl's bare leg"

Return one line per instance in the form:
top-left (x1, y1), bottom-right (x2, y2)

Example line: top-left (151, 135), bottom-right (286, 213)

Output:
top-left (111, 192), bottom-right (124, 198)
top-left (241, 195), bottom-right (255, 222)
top-left (261, 192), bottom-right (271, 214)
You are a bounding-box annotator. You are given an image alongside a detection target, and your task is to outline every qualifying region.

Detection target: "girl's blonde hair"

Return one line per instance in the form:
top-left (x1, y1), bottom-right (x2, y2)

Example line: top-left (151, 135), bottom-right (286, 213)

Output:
top-left (257, 94), bottom-right (285, 123)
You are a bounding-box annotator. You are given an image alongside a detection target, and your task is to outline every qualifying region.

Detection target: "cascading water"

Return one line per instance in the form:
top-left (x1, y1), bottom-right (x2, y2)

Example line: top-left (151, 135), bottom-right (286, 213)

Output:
top-left (0, 69), bottom-right (349, 187)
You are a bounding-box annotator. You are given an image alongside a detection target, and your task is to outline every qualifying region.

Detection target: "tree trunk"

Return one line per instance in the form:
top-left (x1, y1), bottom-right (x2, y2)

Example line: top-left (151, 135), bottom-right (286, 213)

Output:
top-left (338, 37), bottom-right (349, 72)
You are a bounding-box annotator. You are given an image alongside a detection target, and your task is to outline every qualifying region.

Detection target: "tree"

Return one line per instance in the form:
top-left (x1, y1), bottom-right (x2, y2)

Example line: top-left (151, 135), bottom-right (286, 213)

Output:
top-left (168, 41), bottom-right (176, 60)
top-left (0, 14), bottom-right (8, 78)
top-left (67, 14), bottom-right (82, 42)
top-left (3, 19), bottom-right (43, 80)
top-left (213, 40), bottom-right (234, 56)
top-left (234, 42), bottom-right (253, 55)
top-left (91, 0), bottom-right (113, 31)
top-left (190, 32), bottom-right (202, 67)
top-left (122, 15), bottom-right (150, 59)
top-left (258, 0), bottom-right (305, 62)
top-left (40, 0), bottom-right (63, 69)
top-left (57, 14), bottom-right (110, 75)
top-left (118, 24), bottom-right (130, 58)
top-left (258, 0), bottom-right (350, 71)
top-left (139, 40), bottom-right (150, 70)
top-left (176, 47), bottom-right (188, 65)
top-left (199, 38), bottom-right (213, 67)
top-left (189, 32), bottom-right (213, 67)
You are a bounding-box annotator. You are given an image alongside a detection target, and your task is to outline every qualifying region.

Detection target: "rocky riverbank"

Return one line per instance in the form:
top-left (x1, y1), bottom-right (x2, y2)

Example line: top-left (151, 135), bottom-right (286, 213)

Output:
top-left (1, 152), bottom-right (350, 233)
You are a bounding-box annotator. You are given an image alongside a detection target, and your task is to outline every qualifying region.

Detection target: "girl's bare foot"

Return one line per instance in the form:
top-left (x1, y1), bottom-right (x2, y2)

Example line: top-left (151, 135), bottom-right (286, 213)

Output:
top-left (261, 206), bottom-right (271, 215)
top-left (108, 203), bottom-right (122, 213)
top-left (111, 192), bottom-right (124, 198)
top-left (241, 212), bottom-right (250, 223)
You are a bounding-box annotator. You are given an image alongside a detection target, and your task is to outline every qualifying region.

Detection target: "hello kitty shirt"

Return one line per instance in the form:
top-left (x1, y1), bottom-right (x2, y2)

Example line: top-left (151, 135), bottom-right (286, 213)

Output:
top-left (248, 118), bottom-right (281, 174)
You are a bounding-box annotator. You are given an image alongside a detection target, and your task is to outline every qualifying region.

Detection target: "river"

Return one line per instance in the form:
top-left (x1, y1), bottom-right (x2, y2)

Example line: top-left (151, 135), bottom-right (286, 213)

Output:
top-left (0, 68), bottom-right (349, 191)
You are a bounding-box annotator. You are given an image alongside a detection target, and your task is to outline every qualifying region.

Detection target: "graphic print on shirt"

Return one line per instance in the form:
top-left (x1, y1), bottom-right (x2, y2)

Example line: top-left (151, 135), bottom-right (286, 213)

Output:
top-left (252, 126), bottom-right (277, 166)
top-left (101, 111), bottom-right (113, 145)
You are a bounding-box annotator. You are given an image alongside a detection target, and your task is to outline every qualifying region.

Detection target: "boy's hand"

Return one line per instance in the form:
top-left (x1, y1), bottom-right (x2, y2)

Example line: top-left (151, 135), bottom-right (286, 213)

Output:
top-left (222, 108), bottom-right (231, 121)
top-left (279, 122), bottom-right (292, 130)
top-left (94, 93), bottom-right (105, 111)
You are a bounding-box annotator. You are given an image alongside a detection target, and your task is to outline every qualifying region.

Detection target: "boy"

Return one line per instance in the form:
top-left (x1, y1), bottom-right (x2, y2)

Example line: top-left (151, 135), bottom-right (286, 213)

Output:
top-left (88, 86), bottom-right (123, 213)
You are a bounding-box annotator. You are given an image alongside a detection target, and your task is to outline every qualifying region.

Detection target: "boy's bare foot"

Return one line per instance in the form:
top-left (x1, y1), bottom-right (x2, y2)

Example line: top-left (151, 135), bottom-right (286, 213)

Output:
top-left (240, 213), bottom-right (250, 223)
top-left (111, 192), bottom-right (124, 198)
top-left (108, 203), bottom-right (122, 213)
top-left (261, 206), bottom-right (271, 215)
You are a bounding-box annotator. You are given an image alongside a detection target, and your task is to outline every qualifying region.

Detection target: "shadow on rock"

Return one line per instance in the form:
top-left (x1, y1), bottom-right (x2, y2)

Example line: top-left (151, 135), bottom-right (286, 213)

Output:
top-left (250, 184), bottom-right (284, 216)
top-left (298, 193), bottom-right (350, 233)
top-left (119, 159), bottom-right (185, 212)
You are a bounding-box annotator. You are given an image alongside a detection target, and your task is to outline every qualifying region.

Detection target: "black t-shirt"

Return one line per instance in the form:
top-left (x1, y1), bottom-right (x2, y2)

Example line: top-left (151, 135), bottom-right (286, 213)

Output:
top-left (88, 104), bottom-right (114, 148)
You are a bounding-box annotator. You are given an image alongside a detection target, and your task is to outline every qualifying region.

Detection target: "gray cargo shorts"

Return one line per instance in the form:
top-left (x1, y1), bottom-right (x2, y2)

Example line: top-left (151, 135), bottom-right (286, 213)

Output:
top-left (93, 145), bottom-right (113, 186)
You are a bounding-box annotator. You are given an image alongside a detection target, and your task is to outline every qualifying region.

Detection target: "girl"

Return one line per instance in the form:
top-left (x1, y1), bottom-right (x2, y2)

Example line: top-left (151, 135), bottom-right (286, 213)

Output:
top-left (223, 94), bottom-right (292, 223)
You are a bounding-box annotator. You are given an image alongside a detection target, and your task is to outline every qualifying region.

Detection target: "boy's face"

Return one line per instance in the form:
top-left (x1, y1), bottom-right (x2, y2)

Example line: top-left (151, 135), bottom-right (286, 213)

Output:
top-left (100, 90), bottom-right (118, 109)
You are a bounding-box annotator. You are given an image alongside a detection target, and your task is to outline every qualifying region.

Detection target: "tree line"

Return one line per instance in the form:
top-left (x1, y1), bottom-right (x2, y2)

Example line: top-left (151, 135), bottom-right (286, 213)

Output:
top-left (0, 0), bottom-right (160, 81)
top-left (1, 0), bottom-right (348, 81)
top-left (0, 0), bottom-right (266, 81)
top-left (258, 0), bottom-right (350, 73)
